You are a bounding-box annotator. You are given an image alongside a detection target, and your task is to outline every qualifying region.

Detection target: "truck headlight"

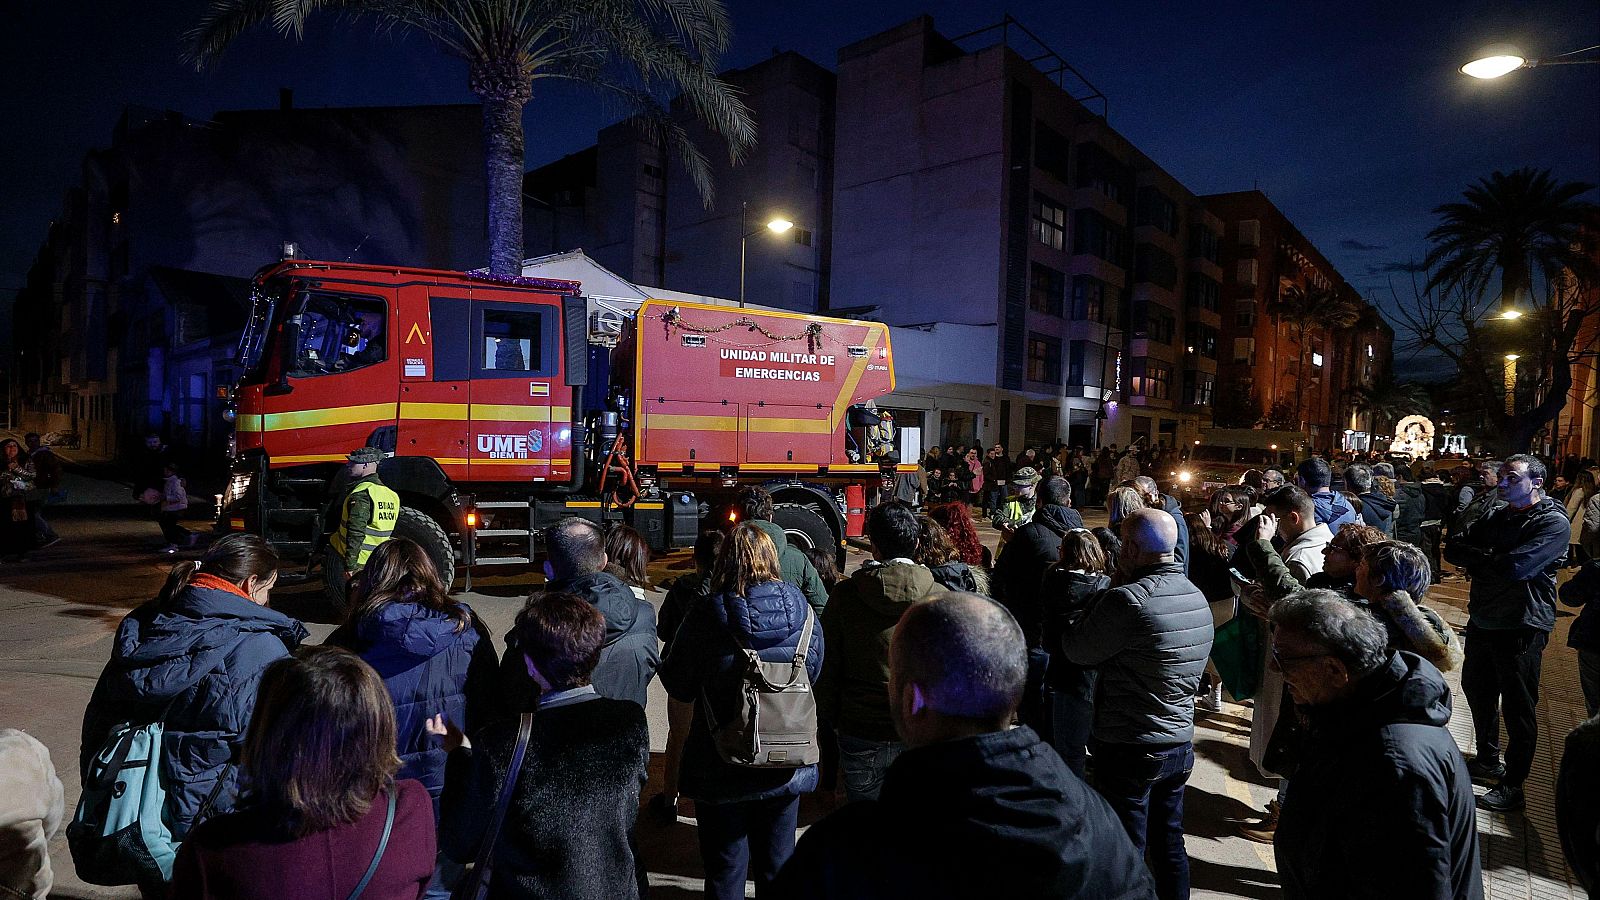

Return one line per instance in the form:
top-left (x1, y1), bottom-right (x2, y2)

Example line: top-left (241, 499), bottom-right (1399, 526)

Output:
top-left (224, 471), bottom-right (254, 508)
top-left (1177, 470), bottom-right (1193, 484)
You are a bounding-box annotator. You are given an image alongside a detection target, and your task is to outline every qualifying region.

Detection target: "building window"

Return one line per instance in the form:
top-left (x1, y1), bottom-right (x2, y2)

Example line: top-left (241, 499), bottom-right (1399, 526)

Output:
top-left (1129, 359), bottom-right (1172, 400)
top-left (1186, 274), bottom-right (1220, 311)
top-left (1075, 142), bottom-right (1126, 204)
top-left (1134, 244), bottom-right (1178, 290)
top-left (1030, 262), bottom-right (1065, 316)
top-left (1027, 333), bottom-right (1063, 385)
top-left (1184, 370), bottom-right (1216, 406)
top-left (1072, 275), bottom-right (1119, 326)
top-left (1067, 340), bottom-right (1087, 386)
top-left (1033, 194), bottom-right (1067, 251)
top-left (1233, 337), bottom-right (1257, 365)
top-left (1135, 186), bottom-right (1179, 236)
top-left (1035, 123), bottom-right (1072, 183)
top-left (1237, 258), bottom-right (1258, 286)
top-left (1312, 351), bottom-right (1324, 367)
top-left (1185, 322), bottom-right (1218, 359)
top-left (1188, 223), bottom-right (1218, 262)
top-left (1234, 299), bottom-right (1256, 327)
top-left (1366, 344), bottom-right (1374, 358)
top-left (1073, 209), bottom-right (1123, 262)
top-left (1130, 301), bottom-right (1176, 344)
top-left (793, 228), bottom-right (814, 247)
top-left (1238, 219), bottom-right (1261, 247)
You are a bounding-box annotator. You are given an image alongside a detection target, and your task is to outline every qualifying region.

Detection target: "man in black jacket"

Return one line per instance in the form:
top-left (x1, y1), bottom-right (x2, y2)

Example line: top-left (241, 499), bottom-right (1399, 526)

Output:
top-left (501, 518), bottom-right (659, 711)
top-left (1444, 454), bottom-right (1569, 812)
top-left (993, 476), bottom-right (1084, 735)
top-left (1062, 509), bottom-right (1213, 900)
top-left (1343, 463), bottom-right (1395, 536)
top-left (773, 592), bottom-right (1156, 900)
top-left (1268, 590), bottom-right (1481, 900)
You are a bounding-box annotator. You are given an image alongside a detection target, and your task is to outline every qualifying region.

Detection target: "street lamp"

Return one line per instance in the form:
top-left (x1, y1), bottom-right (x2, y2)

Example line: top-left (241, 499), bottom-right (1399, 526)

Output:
top-left (1460, 43), bottom-right (1600, 78)
top-left (739, 201), bottom-right (793, 308)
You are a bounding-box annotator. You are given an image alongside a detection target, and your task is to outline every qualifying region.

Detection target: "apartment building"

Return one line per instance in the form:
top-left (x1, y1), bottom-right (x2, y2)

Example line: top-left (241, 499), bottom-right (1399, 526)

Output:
top-left (829, 16), bottom-right (1232, 451)
top-left (1202, 190), bottom-right (1393, 449)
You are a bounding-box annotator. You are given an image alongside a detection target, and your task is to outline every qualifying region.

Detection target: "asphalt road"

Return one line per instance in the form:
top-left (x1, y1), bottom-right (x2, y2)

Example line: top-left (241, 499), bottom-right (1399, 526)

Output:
top-left (0, 473), bottom-right (1281, 899)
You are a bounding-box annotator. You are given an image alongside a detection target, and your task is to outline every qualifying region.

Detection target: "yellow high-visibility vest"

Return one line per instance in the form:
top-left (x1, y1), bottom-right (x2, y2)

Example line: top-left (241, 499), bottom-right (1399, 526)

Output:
top-left (330, 480), bottom-right (400, 569)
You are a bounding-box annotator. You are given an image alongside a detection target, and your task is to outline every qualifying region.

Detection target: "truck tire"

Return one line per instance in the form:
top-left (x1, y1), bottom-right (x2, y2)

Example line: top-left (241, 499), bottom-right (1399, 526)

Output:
top-left (393, 506), bottom-right (456, 591)
top-left (322, 506), bottom-right (456, 612)
top-left (772, 503), bottom-right (835, 553)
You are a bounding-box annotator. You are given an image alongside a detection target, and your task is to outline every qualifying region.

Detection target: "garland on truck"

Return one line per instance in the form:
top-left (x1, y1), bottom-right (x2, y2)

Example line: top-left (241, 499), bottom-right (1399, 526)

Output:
top-left (655, 306), bottom-right (826, 354)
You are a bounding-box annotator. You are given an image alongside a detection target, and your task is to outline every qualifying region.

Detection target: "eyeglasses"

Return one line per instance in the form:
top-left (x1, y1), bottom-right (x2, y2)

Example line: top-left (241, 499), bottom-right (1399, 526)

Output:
top-left (1325, 544), bottom-right (1356, 555)
top-left (1271, 646), bottom-right (1331, 669)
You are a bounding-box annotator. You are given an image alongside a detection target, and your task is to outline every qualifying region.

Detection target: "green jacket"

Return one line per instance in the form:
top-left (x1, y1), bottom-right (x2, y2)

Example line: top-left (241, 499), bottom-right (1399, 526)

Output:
top-left (751, 520), bottom-right (829, 614)
top-left (817, 560), bottom-right (942, 741)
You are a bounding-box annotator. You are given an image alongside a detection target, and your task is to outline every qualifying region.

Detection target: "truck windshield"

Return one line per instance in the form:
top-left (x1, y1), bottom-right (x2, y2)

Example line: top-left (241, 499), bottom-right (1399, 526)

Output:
top-left (1235, 448), bottom-right (1275, 465)
top-left (1193, 446), bottom-right (1233, 463)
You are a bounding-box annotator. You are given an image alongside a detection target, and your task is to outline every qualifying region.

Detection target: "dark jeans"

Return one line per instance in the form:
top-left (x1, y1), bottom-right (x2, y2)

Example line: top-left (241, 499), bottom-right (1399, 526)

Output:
top-left (1018, 648), bottom-right (1052, 737)
top-left (1049, 679), bottom-right (1096, 779)
top-left (158, 510), bottom-right (190, 545)
top-left (984, 484), bottom-right (1005, 514)
top-left (1579, 648), bottom-right (1599, 719)
top-left (1092, 741), bottom-right (1195, 900)
top-left (1462, 626), bottom-right (1549, 787)
top-left (695, 794), bottom-right (800, 900)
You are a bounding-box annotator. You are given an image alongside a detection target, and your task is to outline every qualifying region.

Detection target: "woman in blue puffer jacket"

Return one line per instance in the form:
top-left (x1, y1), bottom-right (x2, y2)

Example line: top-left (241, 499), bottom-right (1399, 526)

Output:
top-left (326, 538), bottom-right (497, 811)
top-left (658, 522), bottom-right (824, 900)
top-left (80, 534), bottom-right (307, 889)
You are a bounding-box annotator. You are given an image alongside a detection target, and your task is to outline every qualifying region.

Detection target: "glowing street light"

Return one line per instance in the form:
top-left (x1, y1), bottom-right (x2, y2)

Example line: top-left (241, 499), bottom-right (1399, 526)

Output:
top-left (1504, 354), bottom-right (1520, 361)
top-left (739, 203), bottom-right (796, 307)
top-left (1498, 308), bottom-right (1522, 320)
top-left (1460, 43), bottom-right (1600, 79)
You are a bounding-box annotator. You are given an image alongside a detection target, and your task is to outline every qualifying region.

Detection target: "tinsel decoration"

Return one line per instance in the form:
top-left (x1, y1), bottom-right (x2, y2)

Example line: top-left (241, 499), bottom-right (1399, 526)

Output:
top-left (658, 307), bottom-right (826, 354)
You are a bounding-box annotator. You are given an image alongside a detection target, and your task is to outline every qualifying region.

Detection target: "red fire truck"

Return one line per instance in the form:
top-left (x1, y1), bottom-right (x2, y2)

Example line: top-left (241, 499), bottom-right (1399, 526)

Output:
top-left (221, 259), bottom-right (906, 602)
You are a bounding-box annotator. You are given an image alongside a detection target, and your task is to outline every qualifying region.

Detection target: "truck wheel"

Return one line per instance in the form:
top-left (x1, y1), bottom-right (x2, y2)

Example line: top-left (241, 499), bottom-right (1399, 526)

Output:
top-left (321, 507), bottom-right (456, 612)
top-left (393, 506), bottom-right (456, 591)
top-left (772, 503), bottom-right (835, 552)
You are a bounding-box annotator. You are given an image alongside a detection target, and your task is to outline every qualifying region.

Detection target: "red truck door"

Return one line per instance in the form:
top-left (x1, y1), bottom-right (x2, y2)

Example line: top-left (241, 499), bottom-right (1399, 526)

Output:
top-left (466, 292), bottom-right (563, 483)
top-left (259, 285), bottom-right (399, 465)
top-left (395, 286), bottom-right (470, 477)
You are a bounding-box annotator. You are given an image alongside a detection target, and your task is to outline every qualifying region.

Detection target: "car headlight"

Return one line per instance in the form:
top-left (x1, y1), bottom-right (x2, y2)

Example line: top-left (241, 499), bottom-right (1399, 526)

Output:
top-left (1177, 470), bottom-right (1193, 484)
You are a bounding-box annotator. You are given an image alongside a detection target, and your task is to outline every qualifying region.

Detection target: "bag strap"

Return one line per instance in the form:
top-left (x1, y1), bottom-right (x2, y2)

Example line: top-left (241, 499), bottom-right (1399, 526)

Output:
top-left (345, 786), bottom-right (396, 900)
top-left (792, 608), bottom-right (816, 666)
top-left (458, 712), bottom-right (534, 898)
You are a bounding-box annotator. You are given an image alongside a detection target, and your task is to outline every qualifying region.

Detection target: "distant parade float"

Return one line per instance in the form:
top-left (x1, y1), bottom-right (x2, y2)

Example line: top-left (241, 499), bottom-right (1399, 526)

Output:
top-left (1388, 415), bottom-right (1436, 458)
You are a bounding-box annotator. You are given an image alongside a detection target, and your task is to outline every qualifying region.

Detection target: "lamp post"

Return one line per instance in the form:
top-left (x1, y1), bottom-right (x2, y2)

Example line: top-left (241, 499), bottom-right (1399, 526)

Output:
top-left (1460, 43), bottom-right (1600, 78)
top-left (739, 201), bottom-right (793, 308)
top-left (1503, 353), bottom-right (1520, 416)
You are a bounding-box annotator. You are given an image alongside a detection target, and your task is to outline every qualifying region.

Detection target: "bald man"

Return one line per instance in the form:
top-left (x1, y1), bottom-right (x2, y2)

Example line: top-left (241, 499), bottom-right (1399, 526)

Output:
top-left (774, 593), bottom-right (1154, 899)
top-left (1063, 508), bottom-right (1213, 900)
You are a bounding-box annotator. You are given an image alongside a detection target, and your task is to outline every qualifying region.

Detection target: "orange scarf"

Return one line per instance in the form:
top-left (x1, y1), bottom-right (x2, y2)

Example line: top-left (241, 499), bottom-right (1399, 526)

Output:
top-left (190, 572), bottom-right (255, 602)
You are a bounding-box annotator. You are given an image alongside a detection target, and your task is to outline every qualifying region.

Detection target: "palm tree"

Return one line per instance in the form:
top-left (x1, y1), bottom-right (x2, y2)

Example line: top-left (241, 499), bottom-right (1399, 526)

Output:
top-left (1425, 167), bottom-right (1597, 311)
top-left (1351, 376), bottom-right (1431, 435)
top-left (1268, 283), bottom-right (1362, 430)
top-left (186, 0), bottom-right (757, 276)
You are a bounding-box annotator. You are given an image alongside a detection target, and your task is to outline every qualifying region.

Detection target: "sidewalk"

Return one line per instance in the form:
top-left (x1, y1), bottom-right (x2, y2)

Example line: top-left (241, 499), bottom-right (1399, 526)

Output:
top-left (1426, 573), bottom-right (1587, 899)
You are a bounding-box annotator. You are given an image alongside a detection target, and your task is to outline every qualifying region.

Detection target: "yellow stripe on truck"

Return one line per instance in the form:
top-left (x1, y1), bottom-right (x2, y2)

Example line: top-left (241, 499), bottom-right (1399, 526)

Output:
top-left (469, 404), bottom-right (570, 423)
top-left (647, 414), bottom-right (832, 434)
top-left (265, 403), bottom-right (398, 431)
top-left (400, 402), bottom-right (469, 420)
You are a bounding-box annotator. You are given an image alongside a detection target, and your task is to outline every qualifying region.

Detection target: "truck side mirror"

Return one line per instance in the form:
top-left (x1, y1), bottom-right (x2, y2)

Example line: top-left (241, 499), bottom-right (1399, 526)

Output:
top-left (267, 315), bottom-right (301, 396)
top-left (562, 296), bottom-right (588, 387)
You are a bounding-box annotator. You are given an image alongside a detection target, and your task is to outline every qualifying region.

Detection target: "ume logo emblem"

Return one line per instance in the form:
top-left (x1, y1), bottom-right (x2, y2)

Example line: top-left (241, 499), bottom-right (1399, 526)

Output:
top-left (477, 434), bottom-right (530, 459)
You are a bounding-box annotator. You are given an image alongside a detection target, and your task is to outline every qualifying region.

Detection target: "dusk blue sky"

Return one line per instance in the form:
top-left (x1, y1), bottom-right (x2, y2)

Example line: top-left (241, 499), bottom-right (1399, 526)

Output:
top-left (3, 0), bottom-right (1597, 370)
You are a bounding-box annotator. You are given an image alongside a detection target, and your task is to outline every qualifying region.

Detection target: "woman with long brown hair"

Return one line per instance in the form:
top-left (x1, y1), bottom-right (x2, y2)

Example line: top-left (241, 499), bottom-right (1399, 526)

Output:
top-left (658, 522), bottom-right (824, 900)
top-left (80, 534), bottom-right (306, 892)
top-left (603, 523), bottom-right (653, 598)
top-left (171, 646), bottom-right (436, 899)
top-left (916, 515), bottom-right (990, 595)
top-left (327, 539), bottom-right (496, 824)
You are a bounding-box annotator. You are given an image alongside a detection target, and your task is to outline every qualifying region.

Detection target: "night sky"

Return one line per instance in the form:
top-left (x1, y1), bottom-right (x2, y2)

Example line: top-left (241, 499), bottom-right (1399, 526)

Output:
top-left (4, 0), bottom-right (1597, 372)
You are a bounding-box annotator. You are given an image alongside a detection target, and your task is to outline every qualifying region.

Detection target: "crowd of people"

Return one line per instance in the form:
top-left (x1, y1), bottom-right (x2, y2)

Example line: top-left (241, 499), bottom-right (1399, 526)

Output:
top-left (4, 439), bottom-right (1600, 899)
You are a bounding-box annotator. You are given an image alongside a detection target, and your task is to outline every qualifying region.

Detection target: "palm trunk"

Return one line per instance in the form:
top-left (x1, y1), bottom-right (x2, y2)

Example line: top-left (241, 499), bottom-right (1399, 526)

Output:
top-left (481, 93), bottom-right (527, 276)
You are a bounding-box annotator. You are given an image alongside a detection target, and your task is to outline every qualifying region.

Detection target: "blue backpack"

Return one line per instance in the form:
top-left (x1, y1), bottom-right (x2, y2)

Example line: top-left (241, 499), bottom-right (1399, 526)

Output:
top-left (69, 717), bottom-right (207, 886)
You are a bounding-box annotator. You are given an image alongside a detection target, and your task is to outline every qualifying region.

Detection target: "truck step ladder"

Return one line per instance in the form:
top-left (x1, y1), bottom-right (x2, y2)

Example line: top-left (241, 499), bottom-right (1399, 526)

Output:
top-left (461, 499), bottom-right (540, 592)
